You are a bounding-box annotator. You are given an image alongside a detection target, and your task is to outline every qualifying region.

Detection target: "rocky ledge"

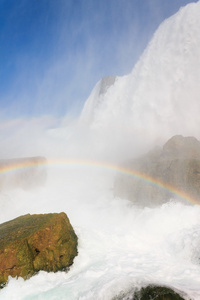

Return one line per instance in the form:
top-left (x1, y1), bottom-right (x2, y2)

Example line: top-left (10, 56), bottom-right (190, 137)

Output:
top-left (114, 135), bottom-right (200, 206)
top-left (0, 212), bottom-right (78, 288)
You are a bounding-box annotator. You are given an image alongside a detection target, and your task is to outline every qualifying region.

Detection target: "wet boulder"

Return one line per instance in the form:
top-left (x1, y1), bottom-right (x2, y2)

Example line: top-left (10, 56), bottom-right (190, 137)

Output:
top-left (133, 285), bottom-right (186, 300)
top-left (0, 212), bottom-right (78, 288)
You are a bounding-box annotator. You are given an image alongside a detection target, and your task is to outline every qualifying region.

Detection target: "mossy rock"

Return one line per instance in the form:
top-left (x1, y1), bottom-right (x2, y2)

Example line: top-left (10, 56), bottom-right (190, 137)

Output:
top-left (0, 212), bottom-right (78, 287)
top-left (134, 285), bottom-right (186, 300)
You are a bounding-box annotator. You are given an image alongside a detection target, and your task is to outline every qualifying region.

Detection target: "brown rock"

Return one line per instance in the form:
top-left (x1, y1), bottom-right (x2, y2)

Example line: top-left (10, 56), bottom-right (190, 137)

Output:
top-left (0, 212), bottom-right (78, 287)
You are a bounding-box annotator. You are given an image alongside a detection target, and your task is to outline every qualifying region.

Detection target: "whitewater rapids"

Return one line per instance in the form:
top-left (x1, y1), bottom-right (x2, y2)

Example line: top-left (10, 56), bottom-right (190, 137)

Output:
top-left (0, 165), bottom-right (200, 300)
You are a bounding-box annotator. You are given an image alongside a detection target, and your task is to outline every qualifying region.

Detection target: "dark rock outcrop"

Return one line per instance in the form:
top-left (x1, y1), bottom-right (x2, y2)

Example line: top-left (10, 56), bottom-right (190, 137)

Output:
top-left (133, 285), bottom-right (186, 300)
top-left (0, 212), bottom-right (78, 288)
top-left (0, 156), bottom-right (47, 190)
top-left (113, 285), bottom-right (187, 300)
top-left (114, 135), bottom-right (200, 206)
top-left (99, 76), bottom-right (116, 95)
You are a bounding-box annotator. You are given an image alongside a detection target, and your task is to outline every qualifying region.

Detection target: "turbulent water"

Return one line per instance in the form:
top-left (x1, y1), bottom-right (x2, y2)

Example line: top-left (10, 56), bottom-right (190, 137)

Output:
top-left (1, 1), bottom-right (200, 299)
top-left (1, 166), bottom-right (200, 300)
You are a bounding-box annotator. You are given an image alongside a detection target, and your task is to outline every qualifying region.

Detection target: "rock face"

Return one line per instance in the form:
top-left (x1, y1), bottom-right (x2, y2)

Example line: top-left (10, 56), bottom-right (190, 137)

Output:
top-left (0, 212), bottom-right (78, 287)
top-left (114, 135), bottom-right (200, 206)
top-left (0, 156), bottom-right (47, 191)
top-left (80, 76), bottom-right (116, 124)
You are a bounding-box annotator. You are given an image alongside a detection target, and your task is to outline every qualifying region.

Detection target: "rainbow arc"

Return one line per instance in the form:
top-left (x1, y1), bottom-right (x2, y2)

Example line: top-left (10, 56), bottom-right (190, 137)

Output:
top-left (0, 158), bottom-right (199, 205)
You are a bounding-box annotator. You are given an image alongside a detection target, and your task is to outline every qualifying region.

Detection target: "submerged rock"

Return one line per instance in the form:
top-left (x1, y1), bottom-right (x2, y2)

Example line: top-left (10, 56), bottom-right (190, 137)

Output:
top-left (134, 285), bottom-right (186, 300)
top-left (114, 135), bottom-right (200, 206)
top-left (0, 212), bottom-right (78, 288)
top-left (113, 285), bottom-right (187, 300)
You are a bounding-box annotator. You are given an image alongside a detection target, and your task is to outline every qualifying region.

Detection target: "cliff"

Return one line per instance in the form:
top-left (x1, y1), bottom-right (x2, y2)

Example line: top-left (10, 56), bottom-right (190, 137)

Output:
top-left (114, 135), bottom-right (200, 206)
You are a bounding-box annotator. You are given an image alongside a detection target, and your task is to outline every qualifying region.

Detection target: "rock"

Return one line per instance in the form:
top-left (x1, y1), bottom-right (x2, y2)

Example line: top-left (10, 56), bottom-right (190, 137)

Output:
top-left (114, 135), bottom-right (200, 206)
top-left (133, 285), bottom-right (186, 300)
top-left (163, 135), bottom-right (200, 159)
top-left (0, 212), bottom-right (78, 288)
top-left (0, 156), bottom-right (47, 191)
top-left (80, 76), bottom-right (116, 124)
top-left (113, 285), bottom-right (187, 300)
top-left (98, 76), bottom-right (116, 95)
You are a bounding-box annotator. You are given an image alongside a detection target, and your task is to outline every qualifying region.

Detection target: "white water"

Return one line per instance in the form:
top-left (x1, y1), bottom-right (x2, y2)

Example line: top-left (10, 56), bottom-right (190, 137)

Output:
top-left (1, 165), bottom-right (200, 300)
top-left (1, 1), bottom-right (200, 299)
top-left (80, 1), bottom-right (200, 159)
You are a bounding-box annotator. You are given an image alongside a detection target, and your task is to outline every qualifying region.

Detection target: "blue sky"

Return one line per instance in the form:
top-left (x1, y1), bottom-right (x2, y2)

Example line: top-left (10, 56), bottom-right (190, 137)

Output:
top-left (0, 0), bottom-right (197, 119)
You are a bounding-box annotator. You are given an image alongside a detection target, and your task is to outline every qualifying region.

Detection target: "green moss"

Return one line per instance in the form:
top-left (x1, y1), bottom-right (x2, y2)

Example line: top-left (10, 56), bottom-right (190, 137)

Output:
top-left (0, 213), bottom-right (78, 287)
top-left (0, 214), bottom-right (55, 248)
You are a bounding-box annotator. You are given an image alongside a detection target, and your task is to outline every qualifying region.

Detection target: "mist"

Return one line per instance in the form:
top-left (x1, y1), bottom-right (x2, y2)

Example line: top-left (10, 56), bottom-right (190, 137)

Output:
top-left (1, 1), bottom-right (200, 299)
top-left (1, 0), bottom-right (196, 118)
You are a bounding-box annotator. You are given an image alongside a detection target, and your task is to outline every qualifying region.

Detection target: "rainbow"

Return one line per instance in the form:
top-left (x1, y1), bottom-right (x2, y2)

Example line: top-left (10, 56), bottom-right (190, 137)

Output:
top-left (0, 157), bottom-right (199, 205)
top-left (0, 157), bottom-right (47, 174)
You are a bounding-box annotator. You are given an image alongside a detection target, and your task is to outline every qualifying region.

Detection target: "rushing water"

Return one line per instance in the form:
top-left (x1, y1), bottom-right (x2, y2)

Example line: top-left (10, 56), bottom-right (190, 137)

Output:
top-left (0, 165), bottom-right (200, 300)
